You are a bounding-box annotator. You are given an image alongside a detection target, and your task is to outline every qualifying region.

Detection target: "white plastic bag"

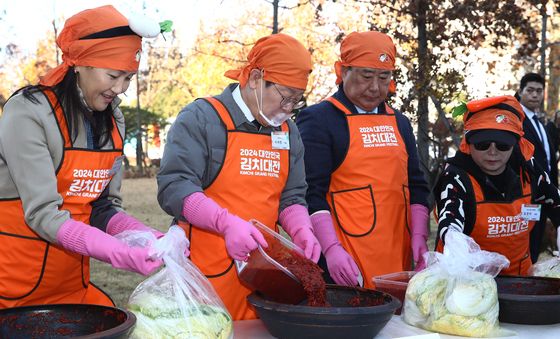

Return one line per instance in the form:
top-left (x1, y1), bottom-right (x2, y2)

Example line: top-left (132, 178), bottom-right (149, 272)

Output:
top-left (402, 231), bottom-right (512, 337)
top-left (530, 255), bottom-right (560, 278)
top-left (118, 226), bottom-right (233, 339)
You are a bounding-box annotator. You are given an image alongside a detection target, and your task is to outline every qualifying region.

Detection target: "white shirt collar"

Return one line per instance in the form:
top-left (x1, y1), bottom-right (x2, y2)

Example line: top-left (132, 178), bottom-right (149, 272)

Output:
top-left (355, 105), bottom-right (378, 114)
top-left (520, 104), bottom-right (537, 119)
top-left (232, 85), bottom-right (255, 123)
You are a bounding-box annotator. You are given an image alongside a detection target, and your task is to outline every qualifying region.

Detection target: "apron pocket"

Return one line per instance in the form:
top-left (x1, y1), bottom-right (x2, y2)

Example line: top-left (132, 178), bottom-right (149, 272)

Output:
top-left (331, 185), bottom-right (376, 237)
top-left (0, 233), bottom-right (47, 299)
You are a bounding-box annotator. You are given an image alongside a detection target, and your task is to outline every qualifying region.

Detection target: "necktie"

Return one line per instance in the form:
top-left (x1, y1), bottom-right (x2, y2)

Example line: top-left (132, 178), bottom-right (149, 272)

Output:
top-left (532, 115), bottom-right (551, 171)
top-left (532, 115), bottom-right (545, 143)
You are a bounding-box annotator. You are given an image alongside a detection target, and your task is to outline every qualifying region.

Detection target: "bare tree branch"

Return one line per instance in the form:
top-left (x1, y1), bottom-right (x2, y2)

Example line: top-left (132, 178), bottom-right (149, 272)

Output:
top-left (430, 94), bottom-right (461, 147)
top-left (192, 47), bottom-right (246, 63)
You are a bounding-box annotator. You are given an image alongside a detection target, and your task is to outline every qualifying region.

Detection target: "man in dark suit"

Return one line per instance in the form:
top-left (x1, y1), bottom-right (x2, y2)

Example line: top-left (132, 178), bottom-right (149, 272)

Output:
top-left (517, 72), bottom-right (558, 262)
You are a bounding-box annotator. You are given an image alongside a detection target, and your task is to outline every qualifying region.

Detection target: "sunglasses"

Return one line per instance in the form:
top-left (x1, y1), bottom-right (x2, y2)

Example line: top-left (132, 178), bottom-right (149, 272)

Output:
top-left (473, 141), bottom-right (513, 152)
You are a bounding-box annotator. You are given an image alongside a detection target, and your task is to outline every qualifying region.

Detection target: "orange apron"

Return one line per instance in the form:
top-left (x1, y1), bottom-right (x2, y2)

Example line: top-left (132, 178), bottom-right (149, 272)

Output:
top-left (178, 97), bottom-right (290, 320)
top-left (0, 90), bottom-right (123, 308)
top-left (435, 170), bottom-right (534, 275)
top-left (325, 97), bottom-right (411, 288)
top-left (468, 173), bottom-right (534, 275)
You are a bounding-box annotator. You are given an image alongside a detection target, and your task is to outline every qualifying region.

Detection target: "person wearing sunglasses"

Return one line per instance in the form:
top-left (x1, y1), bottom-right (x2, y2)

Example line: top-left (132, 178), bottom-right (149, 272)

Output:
top-left (434, 95), bottom-right (560, 276)
top-left (157, 33), bottom-right (320, 320)
top-left (296, 31), bottom-right (430, 288)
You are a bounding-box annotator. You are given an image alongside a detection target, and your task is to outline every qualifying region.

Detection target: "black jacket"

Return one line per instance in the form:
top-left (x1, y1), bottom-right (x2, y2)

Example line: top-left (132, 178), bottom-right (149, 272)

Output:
top-left (523, 117), bottom-right (558, 186)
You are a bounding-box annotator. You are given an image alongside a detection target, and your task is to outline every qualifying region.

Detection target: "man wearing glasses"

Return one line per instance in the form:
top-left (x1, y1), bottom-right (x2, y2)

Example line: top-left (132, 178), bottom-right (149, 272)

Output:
top-left (157, 33), bottom-right (320, 320)
top-left (434, 96), bottom-right (560, 275)
top-left (296, 31), bottom-right (430, 288)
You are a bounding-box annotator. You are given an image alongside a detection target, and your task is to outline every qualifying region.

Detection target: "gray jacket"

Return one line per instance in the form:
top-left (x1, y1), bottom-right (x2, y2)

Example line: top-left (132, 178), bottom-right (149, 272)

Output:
top-left (157, 83), bottom-right (308, 221)
top-left (0, 90), bottom-right (125, 243)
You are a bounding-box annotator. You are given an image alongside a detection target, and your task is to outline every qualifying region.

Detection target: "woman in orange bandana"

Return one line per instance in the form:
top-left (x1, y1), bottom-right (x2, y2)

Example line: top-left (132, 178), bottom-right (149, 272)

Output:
top-left (0, 5), bottom-right (173, 308)
top-left (157, 33), bottom-right (321, 320)
top-left (297, 31), bottom-right (431, 288)
top-left (434, 96), bottom-right (560, 275)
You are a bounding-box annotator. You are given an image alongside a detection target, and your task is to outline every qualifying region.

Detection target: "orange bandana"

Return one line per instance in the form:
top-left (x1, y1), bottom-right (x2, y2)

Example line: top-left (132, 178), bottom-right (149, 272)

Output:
top-left (459, 95), bottom-right (534, 160)
top-left (224, 33), bottom-right (312, 90)
top-left (40, 5), bottom-right (142, 87)
top-left (335, 31), bottom-right (396, 84)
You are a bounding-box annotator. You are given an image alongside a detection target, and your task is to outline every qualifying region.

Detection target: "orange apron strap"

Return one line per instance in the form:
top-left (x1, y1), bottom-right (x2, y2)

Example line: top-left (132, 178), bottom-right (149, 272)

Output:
top-left (43, 90), bottom-right (72, 148)
top-left (384, 103), bottom-right (395, 115)
top-left (204, 97), bottom-right (236, 130)
top-left (110, 117), bottom-right (124, 150)
top-left (326, 97), bottom-right (353, 116)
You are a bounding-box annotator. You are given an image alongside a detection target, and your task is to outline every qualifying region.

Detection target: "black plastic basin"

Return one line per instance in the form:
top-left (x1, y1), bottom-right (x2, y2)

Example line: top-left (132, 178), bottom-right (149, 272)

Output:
top-left (248, 284), bottom-right (400, 339)
top-left (0, 304), bottom-right (136, 338)
top-left (496, 275), bottom-right (560, 325)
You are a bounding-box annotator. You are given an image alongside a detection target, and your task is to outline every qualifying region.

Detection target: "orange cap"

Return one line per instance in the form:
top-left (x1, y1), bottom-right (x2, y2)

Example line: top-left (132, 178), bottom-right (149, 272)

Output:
top-left (459, 95), bottom-right (534, 160)
top-left (40, 5), bottom-right (142, 87)
top-left (224, 33), bottom-right (312, 90)
top-left (335, 31), bottom-right (396, 84)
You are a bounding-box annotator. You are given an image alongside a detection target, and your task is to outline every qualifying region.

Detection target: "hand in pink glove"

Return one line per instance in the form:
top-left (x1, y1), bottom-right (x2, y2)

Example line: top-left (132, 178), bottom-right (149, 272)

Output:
top-left (107, 211), bottom-right (165, 238)
top-left (57, 219), bottom-right (163, 276)
top-left (411, 204), bottom-right (430, 271)
top-left (324, 245), bottom-right (360, 286)
top-left (279, 204), bottom-right (321, 262)
top-left (311, 212), bottom-right (360, 286)
top-left (183, 192), bottom-right (267, 261)
top-left (106, 212), bottom-right (190, 257)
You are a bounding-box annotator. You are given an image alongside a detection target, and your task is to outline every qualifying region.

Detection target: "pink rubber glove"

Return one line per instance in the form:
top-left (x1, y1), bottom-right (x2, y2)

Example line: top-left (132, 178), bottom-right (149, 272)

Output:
top-left (183, 192), bottom-right (268, 261)
top-left (278, 204), bottom-right (321, 263)
top-left (311, 212), bottom-right (360, 286)
top-left (57, 219), bottom-right (163, 275)
top-left (107, 211), bottom-right (165, 238)
top-left (411, 204), bottom-right (430, 271)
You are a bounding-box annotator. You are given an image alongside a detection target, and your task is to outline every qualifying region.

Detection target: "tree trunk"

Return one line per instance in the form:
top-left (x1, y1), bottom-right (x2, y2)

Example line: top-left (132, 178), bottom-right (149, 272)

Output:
top-left (415, 0), bottom-right (431, 184)
top-left (540, 2), bottom-right (547, 79)
top-left (136, 76), bottom-right (144, 174)
top-left (272, 0), bottom-right (279, 34)
top-left (547, 43), bottom-right (560, 115)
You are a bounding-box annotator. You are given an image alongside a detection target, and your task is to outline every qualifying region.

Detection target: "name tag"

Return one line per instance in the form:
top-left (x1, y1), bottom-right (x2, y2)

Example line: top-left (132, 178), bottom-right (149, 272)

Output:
top-left (521, 204), bottom-right (541, 221)
top-left (271, 131), bottom-right (290, 150)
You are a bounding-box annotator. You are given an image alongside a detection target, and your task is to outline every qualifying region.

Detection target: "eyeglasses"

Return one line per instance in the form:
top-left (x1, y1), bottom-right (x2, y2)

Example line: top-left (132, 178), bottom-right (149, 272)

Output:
top-left (473, 141), bottom-right (513, 152)
top-left (272, 83), bottom-right (305, 110)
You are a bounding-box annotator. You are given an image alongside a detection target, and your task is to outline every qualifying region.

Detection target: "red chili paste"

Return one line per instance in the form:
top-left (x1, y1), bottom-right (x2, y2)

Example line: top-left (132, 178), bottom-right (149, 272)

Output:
top-left (264, 239), bottom-right (329, 307)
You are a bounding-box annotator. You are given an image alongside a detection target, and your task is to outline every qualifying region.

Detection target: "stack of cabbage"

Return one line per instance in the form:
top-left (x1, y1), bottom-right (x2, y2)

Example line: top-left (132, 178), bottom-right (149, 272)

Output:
top-left (402, 232), bottom-right (510, 337)
top-left (118, 226), bottom-right (233, 339)
top-left (128, 293), bottom-right (232, 339)
top-left (530, 256), bottom-right (560, 278)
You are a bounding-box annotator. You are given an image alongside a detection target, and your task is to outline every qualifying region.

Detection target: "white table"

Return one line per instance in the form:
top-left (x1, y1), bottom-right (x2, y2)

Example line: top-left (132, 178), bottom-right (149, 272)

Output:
top-left (233, 315), bottom-right (560, 338)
